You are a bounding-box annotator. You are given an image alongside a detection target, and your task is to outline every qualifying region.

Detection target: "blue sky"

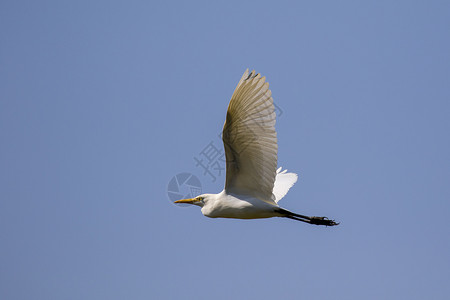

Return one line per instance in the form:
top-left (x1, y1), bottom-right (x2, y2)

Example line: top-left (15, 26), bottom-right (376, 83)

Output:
top-left (1, 1), bottom-right (450, 299)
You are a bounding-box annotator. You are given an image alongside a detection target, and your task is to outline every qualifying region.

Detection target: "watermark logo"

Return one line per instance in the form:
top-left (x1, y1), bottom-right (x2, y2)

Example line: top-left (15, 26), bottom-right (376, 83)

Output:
top-left (167, 173), bottom-right (202, 205)
top-left (193, 141), bottom-right (226, 182)
top-left (167, 100), bottom-right (284, 202)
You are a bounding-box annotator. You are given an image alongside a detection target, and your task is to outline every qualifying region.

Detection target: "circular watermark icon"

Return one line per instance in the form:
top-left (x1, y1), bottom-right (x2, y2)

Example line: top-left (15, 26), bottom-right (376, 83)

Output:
top-left (167, 172), bottom-right (202, 206)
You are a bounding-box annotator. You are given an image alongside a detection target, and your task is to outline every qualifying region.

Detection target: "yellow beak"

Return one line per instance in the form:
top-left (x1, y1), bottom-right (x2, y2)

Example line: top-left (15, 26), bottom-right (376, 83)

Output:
top-left (174, 198), bottom-right (197, 204)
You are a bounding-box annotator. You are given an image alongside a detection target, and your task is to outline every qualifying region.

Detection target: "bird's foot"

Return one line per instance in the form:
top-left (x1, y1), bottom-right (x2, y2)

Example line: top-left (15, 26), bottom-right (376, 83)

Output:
top-left (309, 216), bottom-right (339, 226)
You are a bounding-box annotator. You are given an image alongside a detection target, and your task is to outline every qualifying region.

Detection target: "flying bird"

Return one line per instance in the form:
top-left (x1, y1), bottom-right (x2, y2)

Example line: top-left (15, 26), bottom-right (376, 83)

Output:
top-left (175, 69), bottom-right (338, 226)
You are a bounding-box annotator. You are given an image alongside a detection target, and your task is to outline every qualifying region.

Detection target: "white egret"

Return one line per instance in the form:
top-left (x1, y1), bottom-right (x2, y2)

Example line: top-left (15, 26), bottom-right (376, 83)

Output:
top-left (175, 69), bottom-right (338, 226)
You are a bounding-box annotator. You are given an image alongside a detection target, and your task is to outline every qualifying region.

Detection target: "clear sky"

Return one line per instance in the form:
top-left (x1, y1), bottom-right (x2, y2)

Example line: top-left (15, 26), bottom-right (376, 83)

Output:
top-left (1, 1), bottom-right (450, 299)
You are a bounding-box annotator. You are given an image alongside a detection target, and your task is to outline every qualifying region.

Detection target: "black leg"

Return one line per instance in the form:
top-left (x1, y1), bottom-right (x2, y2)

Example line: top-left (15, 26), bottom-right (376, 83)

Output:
top-left (277, 208), bottom-right (339, 226)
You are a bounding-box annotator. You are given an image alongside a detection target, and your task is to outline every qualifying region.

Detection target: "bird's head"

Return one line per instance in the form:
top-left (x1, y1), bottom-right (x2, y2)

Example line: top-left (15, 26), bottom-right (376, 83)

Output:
top-left (174, 194), bottom-right (211, 207)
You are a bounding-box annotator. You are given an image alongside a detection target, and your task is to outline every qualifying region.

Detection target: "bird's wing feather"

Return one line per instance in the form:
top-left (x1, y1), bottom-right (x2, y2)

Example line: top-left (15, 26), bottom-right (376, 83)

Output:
top-left (272, 167), bottom-right (298, 203)
top-left (223, 69), bottom-right (278, 205)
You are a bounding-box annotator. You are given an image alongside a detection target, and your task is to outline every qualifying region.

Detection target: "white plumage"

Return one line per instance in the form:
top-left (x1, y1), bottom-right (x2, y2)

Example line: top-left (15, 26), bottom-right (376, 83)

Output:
top-left (175, 69), bottom-right (338, 226)
top-left (222, 70), bottom-right (278, 205)
top-left (273, 167), bottom-right (298, 203)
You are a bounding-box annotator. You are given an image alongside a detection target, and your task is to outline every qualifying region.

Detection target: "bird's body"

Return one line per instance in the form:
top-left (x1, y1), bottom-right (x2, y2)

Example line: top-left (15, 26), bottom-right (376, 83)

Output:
top-left (200, 191), bottom-right (280, 219)
top-left (175, 69), bottom-right (338, 226)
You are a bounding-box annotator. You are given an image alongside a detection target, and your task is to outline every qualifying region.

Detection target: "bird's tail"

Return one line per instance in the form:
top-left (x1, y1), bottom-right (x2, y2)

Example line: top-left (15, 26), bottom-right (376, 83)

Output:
top-left (276, 208), bottom-right (339, 226)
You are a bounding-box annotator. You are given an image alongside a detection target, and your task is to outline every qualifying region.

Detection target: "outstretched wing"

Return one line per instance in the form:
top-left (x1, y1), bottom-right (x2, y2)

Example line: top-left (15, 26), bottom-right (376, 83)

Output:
top-left (223, 69), bottom-right (278, 205)
top-left (272, 167), bottom-right (298, 203)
